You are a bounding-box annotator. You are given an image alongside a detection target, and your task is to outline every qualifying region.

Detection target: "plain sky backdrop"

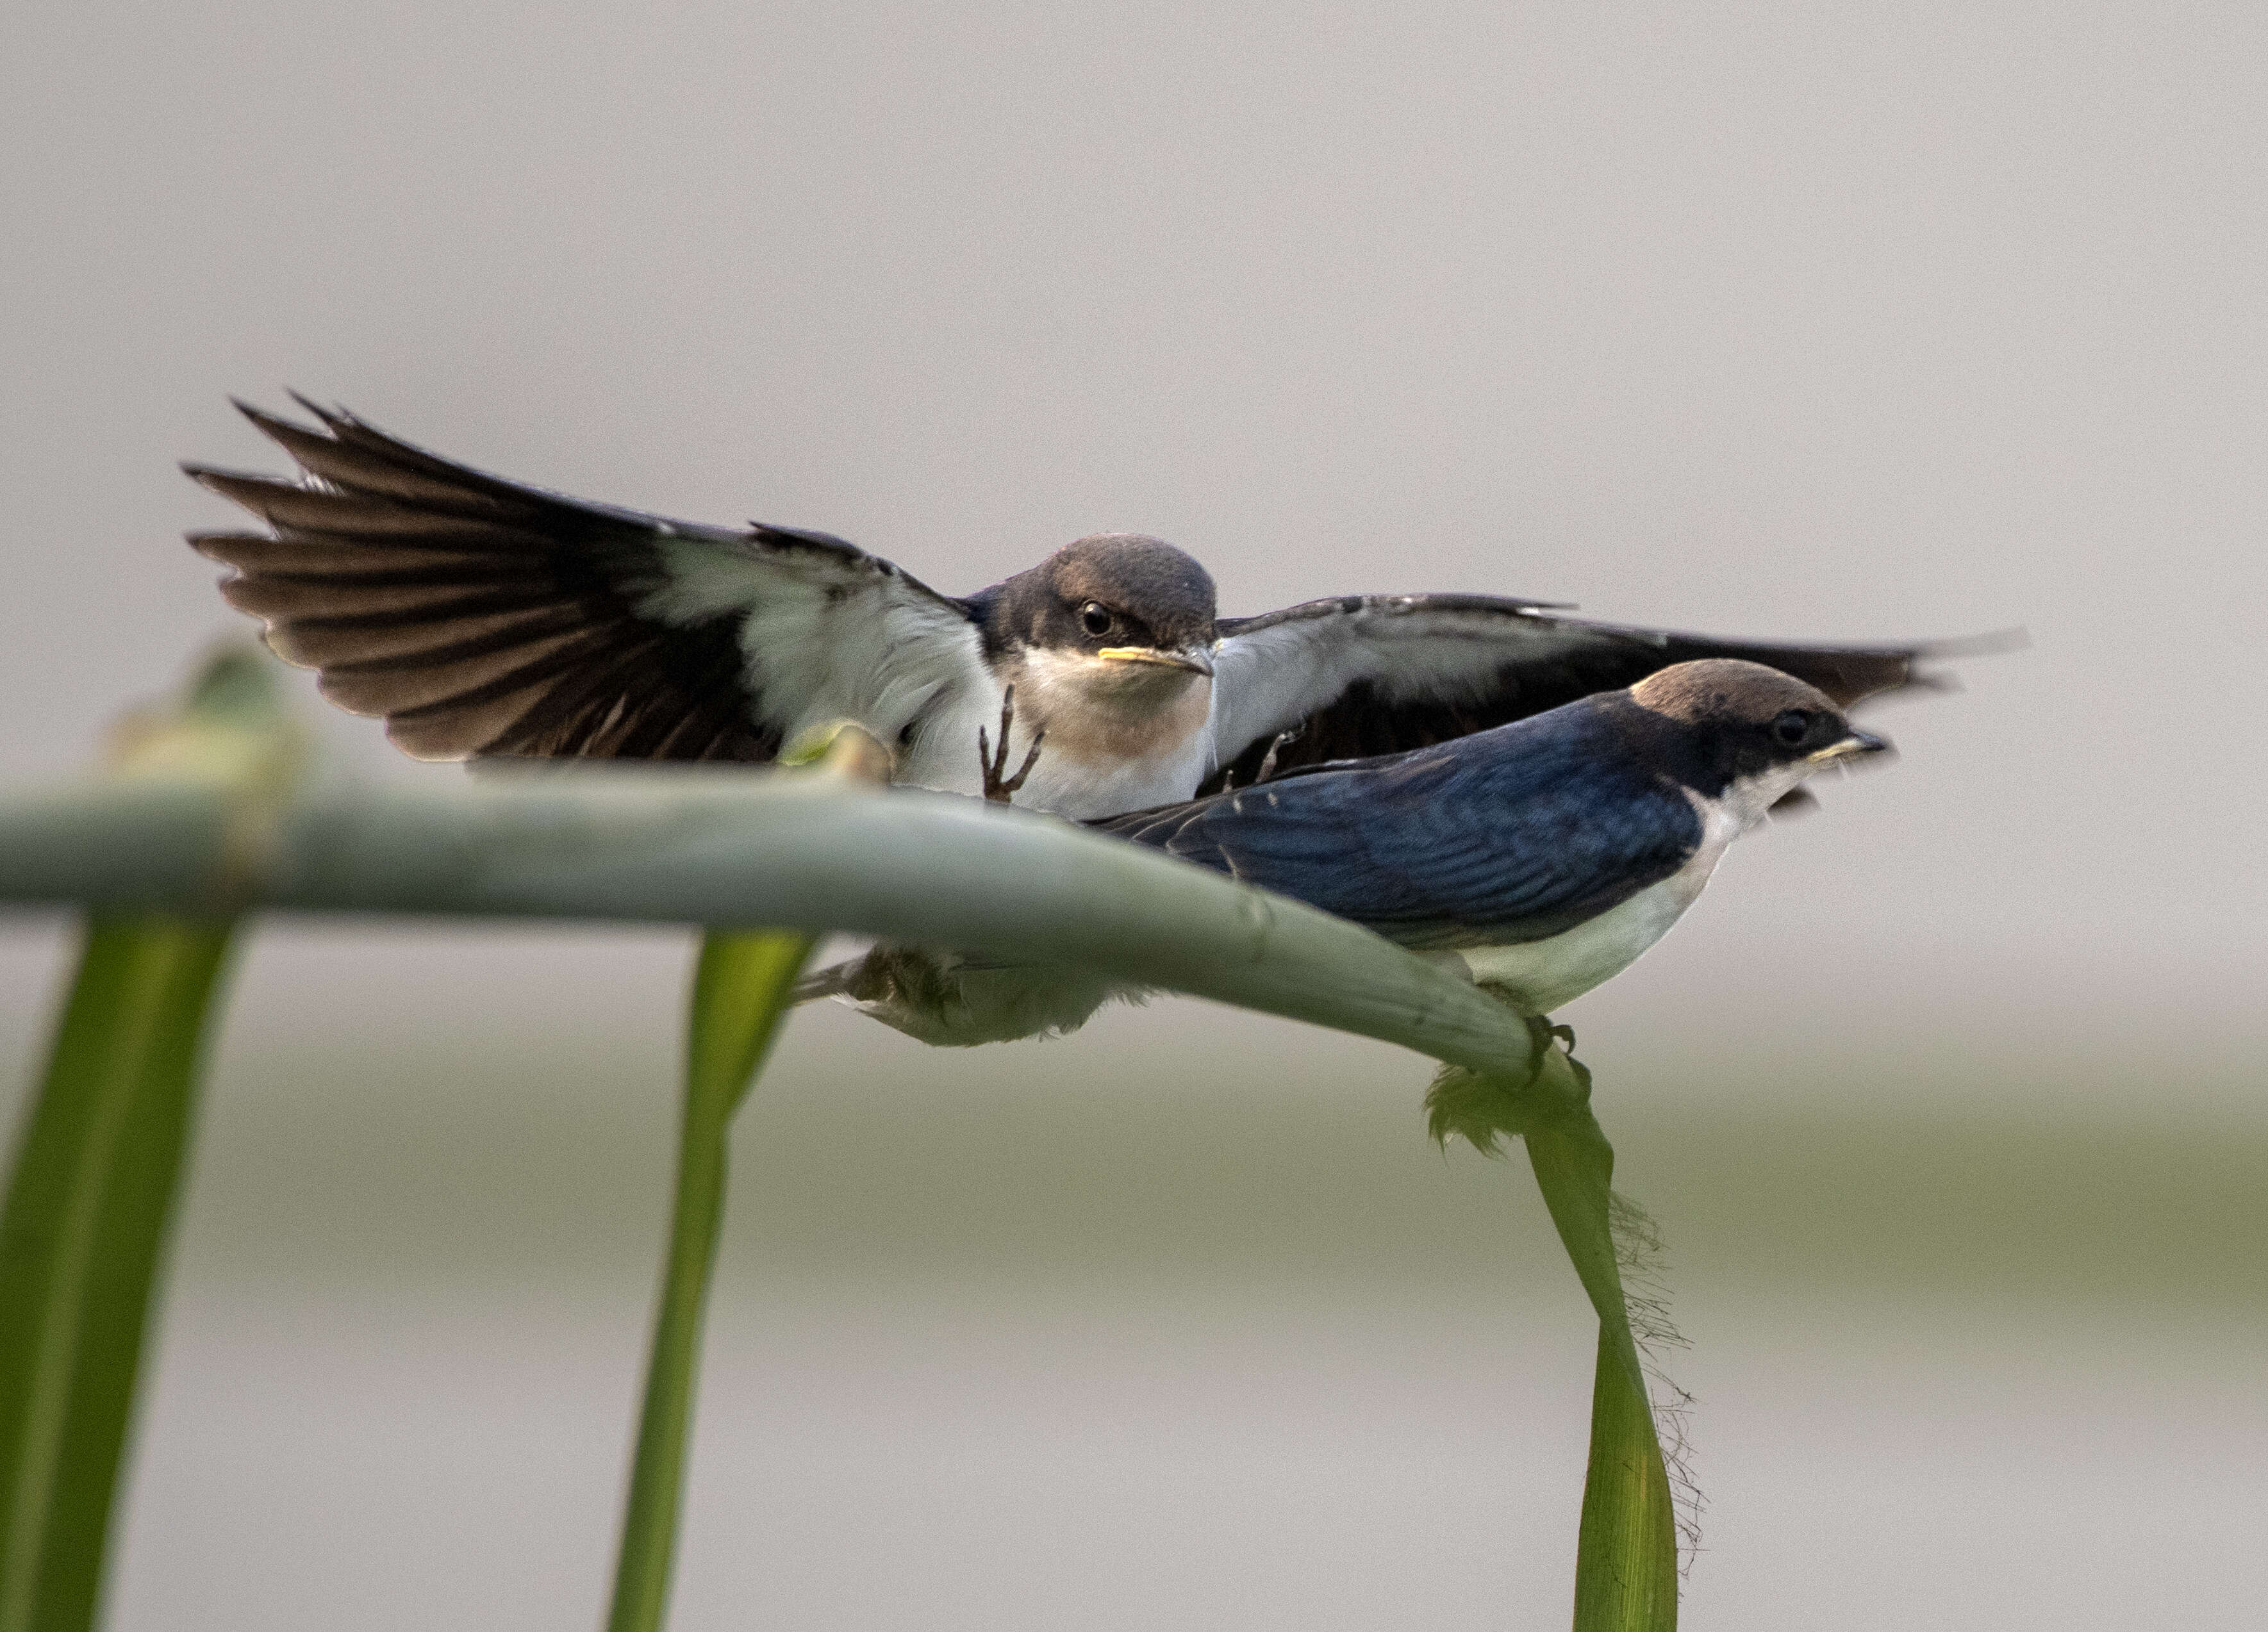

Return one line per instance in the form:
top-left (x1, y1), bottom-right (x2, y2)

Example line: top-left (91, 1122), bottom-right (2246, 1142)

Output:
top-left (5, 6), bottom-right (2265, 1631)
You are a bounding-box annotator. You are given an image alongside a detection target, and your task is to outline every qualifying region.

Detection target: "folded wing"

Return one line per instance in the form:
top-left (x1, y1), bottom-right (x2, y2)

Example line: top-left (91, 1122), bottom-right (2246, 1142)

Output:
top-left (186, 399), bottom-right (983, 762)
top-left (1107, 711), bottom-right (1704, 949)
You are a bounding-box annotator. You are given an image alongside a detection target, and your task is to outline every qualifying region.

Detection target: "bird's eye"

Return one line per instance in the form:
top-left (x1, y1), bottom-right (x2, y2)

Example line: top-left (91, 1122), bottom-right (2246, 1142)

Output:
top-left (1079, 601), bottom-right (1114, 637)
top-left (1771, 709), bottom-right (1814, 746)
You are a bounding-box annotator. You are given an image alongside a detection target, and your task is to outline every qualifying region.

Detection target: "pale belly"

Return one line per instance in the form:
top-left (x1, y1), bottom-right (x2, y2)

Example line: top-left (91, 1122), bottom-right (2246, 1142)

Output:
top-left (1013, 741), bottom-right (1215, 819)
top-left (1455, 845), bottom-right (1726, 1015)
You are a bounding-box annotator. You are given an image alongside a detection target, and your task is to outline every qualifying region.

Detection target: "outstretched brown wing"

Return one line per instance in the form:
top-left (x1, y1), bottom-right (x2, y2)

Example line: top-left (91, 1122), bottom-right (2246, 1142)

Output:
top-left (187, 399), bottom-right (977, 762)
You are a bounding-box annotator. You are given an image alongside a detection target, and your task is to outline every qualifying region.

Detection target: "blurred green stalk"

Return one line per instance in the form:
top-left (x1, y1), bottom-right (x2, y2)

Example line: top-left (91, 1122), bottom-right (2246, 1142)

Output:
top-left (0, 916), bottom-right (238, 1632)
top-left (605, 930), bottom-right (817, 1632)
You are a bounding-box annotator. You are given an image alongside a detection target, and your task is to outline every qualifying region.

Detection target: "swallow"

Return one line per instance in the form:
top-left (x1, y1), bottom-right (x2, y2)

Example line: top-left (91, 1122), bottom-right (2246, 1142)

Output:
top-left (1099, 659), bottom-right (1890, 1014)
top-left (807, 658), bottom-right (1894, 1042)
top-left (187, 398), bottom-right (1961, 820)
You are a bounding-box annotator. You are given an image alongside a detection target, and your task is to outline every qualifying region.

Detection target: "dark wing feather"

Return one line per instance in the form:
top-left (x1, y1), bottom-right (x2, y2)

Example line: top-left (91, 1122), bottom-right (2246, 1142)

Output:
top-left (186, 399), bottom-right (975, 762)
top-left (1105, 705), bottom-right (1703, 949)
top-left (1204, 592), bottom-right (1997, 794)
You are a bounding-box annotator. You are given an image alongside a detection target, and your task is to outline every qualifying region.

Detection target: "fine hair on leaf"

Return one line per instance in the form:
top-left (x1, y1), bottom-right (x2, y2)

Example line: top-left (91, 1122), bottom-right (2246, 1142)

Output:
top-left (1610, 1189), bottom-right (1705, 1572)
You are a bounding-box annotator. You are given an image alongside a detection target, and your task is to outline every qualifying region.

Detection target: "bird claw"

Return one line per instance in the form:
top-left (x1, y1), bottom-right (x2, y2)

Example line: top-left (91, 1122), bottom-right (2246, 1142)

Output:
top-left (1253, 727), bottom-right (1298, 784)
top-left (977, 686), bottom-right (1045, 804)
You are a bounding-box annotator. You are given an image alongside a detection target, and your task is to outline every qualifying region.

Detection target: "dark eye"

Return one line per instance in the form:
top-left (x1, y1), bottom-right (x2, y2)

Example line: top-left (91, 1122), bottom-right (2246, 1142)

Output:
top-left (1079, 601), bottom-right (1114, 637)
top-left (1771, 709), bottom-right (1814, 746)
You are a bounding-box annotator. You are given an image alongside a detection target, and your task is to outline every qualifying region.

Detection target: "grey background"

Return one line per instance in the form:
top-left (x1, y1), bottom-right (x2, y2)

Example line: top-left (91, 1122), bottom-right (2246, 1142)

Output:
top-left (3, 4), bottom-right (2262, 1629)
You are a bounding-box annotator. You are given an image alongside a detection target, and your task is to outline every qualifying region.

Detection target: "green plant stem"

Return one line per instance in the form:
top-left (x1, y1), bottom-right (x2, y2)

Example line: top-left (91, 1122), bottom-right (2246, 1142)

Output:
top-left (606, 930), bottom-right (816, 1632)
top-left (0, 915), bottom-right (238, 1632)
top-left (1527, 1116), bottom-right (1678, 1631)
top-left (0, 773), bottom-right (1552, 1081)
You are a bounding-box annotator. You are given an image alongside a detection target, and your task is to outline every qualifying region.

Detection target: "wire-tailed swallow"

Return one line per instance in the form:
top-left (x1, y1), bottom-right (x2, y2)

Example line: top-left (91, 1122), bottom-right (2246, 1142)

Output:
top-left (1097, 659), bottom-right (1890, 1014)
top-left (189, 399), bottom-right (1952, 820)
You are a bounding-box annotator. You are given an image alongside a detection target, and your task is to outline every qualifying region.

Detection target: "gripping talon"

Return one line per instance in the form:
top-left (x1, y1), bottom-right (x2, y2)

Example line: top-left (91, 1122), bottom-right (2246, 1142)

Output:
top-left (1002, 732), bottom-right (1044, 796)
top-left (979, 685), bottom-right (1044, 804)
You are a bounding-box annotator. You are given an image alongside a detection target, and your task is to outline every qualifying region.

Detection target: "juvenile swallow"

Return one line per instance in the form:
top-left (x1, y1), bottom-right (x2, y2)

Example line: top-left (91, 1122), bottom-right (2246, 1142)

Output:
top-left (809, 658), bottom-right (1892, 1041)
top-left (188, 399), bottom-right (1957, 819)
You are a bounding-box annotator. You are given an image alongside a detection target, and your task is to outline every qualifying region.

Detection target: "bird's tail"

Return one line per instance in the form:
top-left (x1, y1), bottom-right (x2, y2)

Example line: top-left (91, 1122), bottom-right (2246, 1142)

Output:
top-left (792, 959), bottom-right (863, 1003)
top-left (791, 944), bottom-right (1125, 1044)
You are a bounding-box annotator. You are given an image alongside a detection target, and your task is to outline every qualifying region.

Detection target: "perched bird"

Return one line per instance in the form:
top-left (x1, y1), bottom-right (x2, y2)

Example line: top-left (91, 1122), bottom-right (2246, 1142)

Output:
top-left (822, 659), bottom-right (1889, 1039)
top-left (187, 397), bottom-right (1958, 820)
top-left (1101, 658), bottom-right (1887, 1013)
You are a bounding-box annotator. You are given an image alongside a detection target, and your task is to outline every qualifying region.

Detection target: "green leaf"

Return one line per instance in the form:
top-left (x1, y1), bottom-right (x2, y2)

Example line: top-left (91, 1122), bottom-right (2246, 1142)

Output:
top-left (604, 928), bottom-right (817, 1632)
top-left (0, 647), bottom-right (292, 1632)
top-left (1427, 1035), bottom-right (1680, 1628)
top-left (0, 915), bottom-right (237, 1632)
top-left (1528, 1121), bottom-right (1679, 1631)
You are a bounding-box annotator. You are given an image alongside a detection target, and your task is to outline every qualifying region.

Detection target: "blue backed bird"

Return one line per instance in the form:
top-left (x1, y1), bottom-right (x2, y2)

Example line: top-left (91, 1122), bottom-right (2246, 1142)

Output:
top-left (817, 659), bottom-right (1889, 1039)
top-left (1102, 658), bottom-right (1887, 1014)
top-left (186, 398), bottom-right (1961, 820)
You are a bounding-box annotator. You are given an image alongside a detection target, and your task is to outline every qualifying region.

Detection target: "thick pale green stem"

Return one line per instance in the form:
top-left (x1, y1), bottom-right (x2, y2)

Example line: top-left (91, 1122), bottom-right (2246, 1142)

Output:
top-left (605, 930), bottom-right (816, 1632)
top-left (0, 915), bottom-right (238, 1632)
top-left (0, 771), bottom-right (1550, 1082)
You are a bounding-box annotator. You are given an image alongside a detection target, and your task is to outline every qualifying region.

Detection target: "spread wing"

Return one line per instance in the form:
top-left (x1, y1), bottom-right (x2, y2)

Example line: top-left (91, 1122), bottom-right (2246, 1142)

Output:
top-left (1106, 712), bottom-right (1703, 950)
top-left (1204, 593), bottom-right (1955, 793)
top-left (186, 398), bottom-right (984, 762)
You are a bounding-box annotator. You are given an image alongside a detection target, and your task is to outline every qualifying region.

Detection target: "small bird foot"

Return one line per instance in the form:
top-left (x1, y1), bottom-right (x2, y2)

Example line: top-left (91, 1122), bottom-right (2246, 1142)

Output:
top-left (977, 686), bottom-right (1045, 804)
top-left (1253, 727), bottom-right (1298, 784)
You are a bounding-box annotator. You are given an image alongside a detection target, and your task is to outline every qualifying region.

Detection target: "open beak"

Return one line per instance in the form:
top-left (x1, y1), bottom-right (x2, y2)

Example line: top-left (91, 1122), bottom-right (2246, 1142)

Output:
top-left (1809, 727), bottom-right (1891, 766)
top-left (1098, 646), bottom-right (1214, 677)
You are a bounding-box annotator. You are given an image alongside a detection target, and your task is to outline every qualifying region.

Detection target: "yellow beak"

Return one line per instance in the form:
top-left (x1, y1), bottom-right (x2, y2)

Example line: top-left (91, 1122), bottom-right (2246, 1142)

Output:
top-left (1097, 646), bottom-right (1214, 677)
top-left (1808, 728), bottom-right (1891, 765)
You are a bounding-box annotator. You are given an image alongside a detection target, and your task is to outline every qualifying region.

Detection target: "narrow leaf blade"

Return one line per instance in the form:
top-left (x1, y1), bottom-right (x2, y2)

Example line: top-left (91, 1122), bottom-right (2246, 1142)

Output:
top-left (0, 915), bottom-right (237, 1632)
top-left (1527, 1117), bottom-right (1679, 1631)
top-left (1569, 1326), bottom-right (1680, 1631)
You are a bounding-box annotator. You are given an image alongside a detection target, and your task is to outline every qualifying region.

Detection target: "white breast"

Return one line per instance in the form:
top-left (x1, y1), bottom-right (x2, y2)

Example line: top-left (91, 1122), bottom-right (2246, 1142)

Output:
top-left (1455, 795), bottom-right (1747, 1014)
top-left (1013, 732), bottom-right (1216, 818)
